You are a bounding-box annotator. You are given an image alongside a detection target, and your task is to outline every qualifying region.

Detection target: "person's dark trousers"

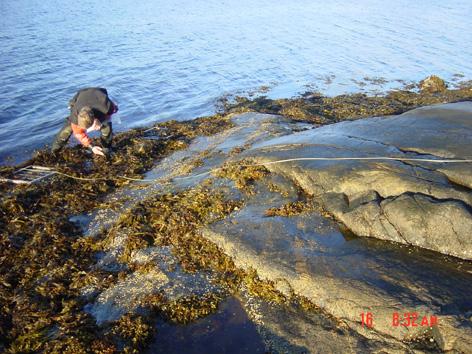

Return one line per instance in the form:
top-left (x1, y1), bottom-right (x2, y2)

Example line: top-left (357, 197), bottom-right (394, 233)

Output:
top-left (100, 121), bottom-right (112, 148)
top-left (51, 117), bottom-right (73, 153)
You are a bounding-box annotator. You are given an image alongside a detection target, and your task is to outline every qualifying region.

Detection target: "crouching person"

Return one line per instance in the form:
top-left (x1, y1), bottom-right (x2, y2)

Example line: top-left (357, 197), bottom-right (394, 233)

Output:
top-left (51, 87), bottom-right (118, 156)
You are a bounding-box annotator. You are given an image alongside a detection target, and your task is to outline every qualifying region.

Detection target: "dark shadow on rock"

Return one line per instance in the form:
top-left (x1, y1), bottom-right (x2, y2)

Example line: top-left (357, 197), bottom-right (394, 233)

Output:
top-left (337, 230), bottom-right (472, 318)
top-left (145, 296), bottom-right (269, 354)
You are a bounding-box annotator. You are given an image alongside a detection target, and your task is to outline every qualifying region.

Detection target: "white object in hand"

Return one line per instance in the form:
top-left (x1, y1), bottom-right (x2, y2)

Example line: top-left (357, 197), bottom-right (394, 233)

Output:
top-left (86, 119), bottom-right (102, 133)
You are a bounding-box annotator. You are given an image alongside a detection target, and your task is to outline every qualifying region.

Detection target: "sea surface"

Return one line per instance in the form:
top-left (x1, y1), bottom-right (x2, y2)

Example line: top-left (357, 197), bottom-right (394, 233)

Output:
top-left (1, 0), bottom-right (471, 163)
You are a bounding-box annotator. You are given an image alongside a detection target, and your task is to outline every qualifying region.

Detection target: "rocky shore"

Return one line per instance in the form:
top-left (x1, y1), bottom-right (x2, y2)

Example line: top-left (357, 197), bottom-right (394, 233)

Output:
top-left (1, 77), bottom-right (471, 353)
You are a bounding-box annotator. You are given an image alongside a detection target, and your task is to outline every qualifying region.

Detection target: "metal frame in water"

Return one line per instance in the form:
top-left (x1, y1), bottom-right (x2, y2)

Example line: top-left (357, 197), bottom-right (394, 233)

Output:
top-left (0, 165), bottom-right (57, 185)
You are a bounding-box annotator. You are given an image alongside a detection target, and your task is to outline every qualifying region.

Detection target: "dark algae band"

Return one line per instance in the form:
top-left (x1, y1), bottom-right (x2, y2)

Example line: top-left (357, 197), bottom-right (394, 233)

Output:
top-left (219, 75), bottom-right (472, 124)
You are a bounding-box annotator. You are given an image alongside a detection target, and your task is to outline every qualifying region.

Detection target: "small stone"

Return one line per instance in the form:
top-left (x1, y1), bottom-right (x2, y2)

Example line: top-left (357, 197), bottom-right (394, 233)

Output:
top-left (419, 75), bottom-right (447, 93)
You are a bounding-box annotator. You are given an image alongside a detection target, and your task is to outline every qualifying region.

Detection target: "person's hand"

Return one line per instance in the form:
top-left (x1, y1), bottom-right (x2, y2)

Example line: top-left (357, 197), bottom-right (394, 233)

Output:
top-left (91, 146), bottom-right (106, 156)
top-left (87, 119), bottom-right (102, 133)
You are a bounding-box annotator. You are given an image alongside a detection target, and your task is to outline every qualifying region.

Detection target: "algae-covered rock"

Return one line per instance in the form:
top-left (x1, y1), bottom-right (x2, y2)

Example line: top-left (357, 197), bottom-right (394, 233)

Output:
top-left (419, 75), bottom-right (447, 93)
top-left (0, 113), bottom-right (235, 352)
top-left (2, 80), bottom-right (472, 353)
top-left (222, 77), bottom-right (472, 122)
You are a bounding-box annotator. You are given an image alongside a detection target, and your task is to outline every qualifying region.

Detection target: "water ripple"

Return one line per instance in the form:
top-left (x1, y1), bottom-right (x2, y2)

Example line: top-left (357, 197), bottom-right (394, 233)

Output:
top-left (0, 0), bottom-right (471, 162)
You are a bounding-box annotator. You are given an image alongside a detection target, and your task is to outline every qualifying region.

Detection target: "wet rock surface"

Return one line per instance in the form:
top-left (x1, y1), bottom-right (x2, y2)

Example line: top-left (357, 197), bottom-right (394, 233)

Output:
top-left (204, 175), bottom-right (472, 352)
top-left (199, 106), bottom-right (471, 352)
top-left (247, 102), bottom-right (472, 260)
top-left (1, 87), bottom-right (472, 353)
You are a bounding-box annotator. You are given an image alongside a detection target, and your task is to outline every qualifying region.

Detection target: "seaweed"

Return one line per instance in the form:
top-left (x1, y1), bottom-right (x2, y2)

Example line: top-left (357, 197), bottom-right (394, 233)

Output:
top-left (105, 185), bottom-right (243, 275)
top-left (159, 293), bottom-right (222, 324)
top-left (0, 113), bottom-right (234, 352)
top-left (219, 77), bottom-right (472, 124)
top-left (242, 269), bottom-right (287, 305)
top-left (1, 77), bottom-right (468, 352)
top-left (265, 200), bottom-right (318, 217)
top-left (111, 314), bottom-right (152, 353)
top-left (212, 160), bottom-right (269, 194)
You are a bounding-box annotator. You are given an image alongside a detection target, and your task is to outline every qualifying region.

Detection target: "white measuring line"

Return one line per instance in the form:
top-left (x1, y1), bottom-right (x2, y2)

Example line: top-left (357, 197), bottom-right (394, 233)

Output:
top-left (138, 156), bottom-right (472, 182)
top-left (244, 156), bottom-right (472, 165)
top-left (3, 157), bottom-right (471, 185)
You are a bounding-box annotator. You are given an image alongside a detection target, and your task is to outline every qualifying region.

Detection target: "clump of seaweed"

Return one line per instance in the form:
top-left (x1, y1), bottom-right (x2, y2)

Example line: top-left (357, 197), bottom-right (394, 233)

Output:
top-left (111, 314), bottom-right (153, 353)
top-left (106, 184), bottom-right (243, 275)
top-left (266, 181), bottom-right (290, 197)
top-left (243, 269), bottom-right (287, 305)
top-left (264, 200), bottom-right (319, 217)
top-left (212, 160), bottom-right (269, 194)
top-left (159, 293), bottom-right (222, 324)
top-left (403, 327), bottom-right (441, 352)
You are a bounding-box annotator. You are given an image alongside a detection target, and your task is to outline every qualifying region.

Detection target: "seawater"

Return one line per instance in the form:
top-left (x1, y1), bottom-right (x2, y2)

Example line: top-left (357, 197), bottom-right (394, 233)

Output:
top-left (1, 0), bottom-right (471, 162)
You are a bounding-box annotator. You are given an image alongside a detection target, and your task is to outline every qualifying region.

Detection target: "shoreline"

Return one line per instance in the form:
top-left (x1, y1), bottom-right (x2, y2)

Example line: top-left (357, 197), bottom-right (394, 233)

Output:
top-left (1, 76), bottom-right (471, 353)
top-left (2, 75), bottom-right (472, 167)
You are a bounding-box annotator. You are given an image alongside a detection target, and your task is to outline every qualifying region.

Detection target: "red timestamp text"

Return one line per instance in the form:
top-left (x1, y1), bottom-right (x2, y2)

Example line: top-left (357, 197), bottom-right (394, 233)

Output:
top-left (360, 312), bottom-right (438, 328)
top-left (392, 312), bottom-right (438, 327)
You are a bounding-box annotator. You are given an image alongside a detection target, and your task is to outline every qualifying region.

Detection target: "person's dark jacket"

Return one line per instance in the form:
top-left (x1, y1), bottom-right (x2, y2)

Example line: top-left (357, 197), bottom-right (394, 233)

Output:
top-left (68, 87), bottom-right (117, 124)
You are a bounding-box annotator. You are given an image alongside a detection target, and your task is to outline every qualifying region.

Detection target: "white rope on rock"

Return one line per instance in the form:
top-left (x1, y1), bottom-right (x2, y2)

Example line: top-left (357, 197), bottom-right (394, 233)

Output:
top-left (51, 156), bottom-right (472, 183)
top-left (243, 156), bottom-right (472, 165)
